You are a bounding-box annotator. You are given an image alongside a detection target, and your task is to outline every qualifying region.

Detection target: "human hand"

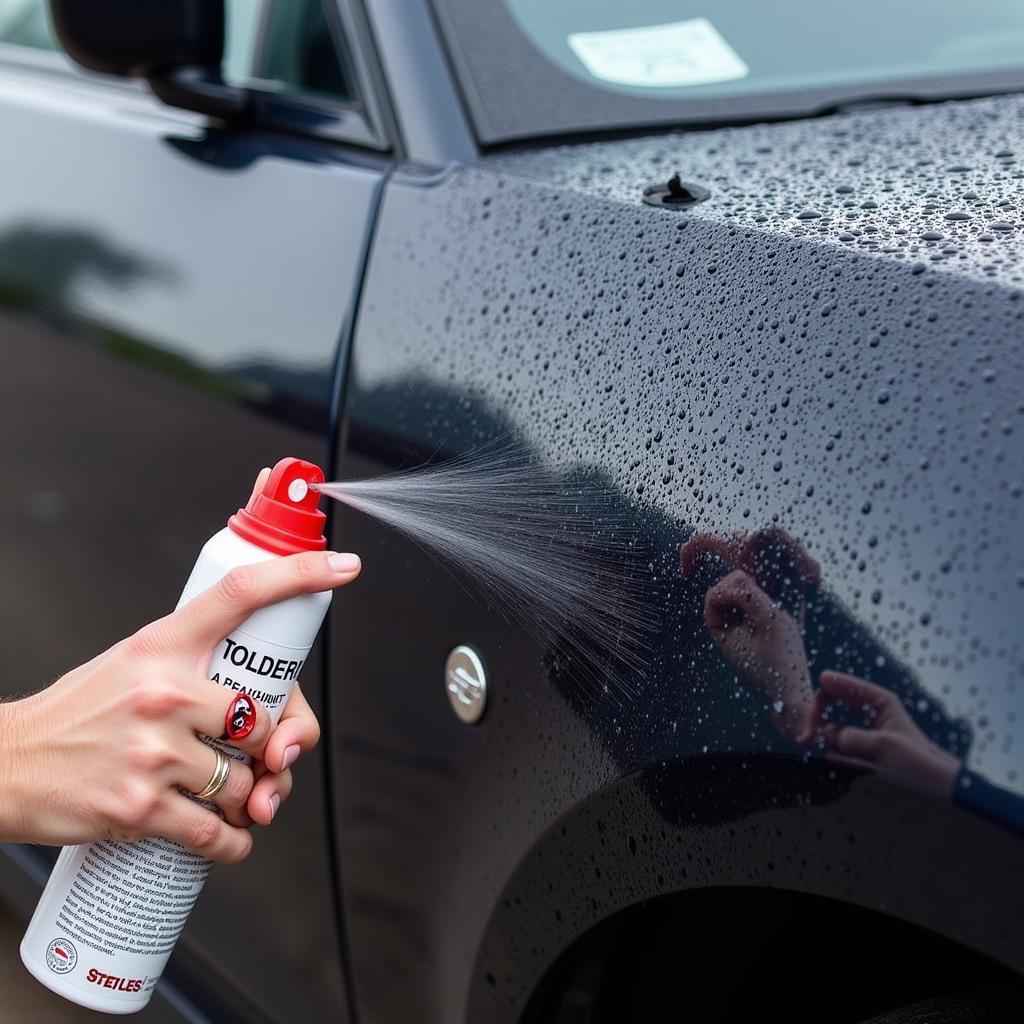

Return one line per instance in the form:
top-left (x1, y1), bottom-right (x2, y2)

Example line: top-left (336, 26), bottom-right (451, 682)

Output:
top-left (703, 569), bottom-right (813, 740)
top-left (0, 494), bottom-right (360, 861)
top-left (798, 670), bottom-right (960, 801)
top-left (681, 527), bottom-right (821, 617)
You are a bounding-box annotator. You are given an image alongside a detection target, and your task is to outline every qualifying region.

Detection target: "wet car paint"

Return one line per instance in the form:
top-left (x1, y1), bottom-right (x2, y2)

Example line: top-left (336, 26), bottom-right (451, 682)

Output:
top-left (331, 94), bottom-right (1024, 1021)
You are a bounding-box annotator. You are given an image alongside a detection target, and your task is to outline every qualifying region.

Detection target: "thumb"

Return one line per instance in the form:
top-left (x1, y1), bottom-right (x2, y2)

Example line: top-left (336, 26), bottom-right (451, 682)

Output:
top-left (247, 467), bottom-right (272, 508)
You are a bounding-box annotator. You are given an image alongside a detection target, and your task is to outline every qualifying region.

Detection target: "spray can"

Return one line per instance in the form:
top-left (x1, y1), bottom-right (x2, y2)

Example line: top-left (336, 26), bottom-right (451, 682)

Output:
top-left (21, 457), bottom-right (331, 1014)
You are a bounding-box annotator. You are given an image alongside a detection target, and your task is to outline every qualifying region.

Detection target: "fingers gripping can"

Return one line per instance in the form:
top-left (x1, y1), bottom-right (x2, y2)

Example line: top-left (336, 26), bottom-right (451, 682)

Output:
top-left (21, 459), bottom-right (332, 1014)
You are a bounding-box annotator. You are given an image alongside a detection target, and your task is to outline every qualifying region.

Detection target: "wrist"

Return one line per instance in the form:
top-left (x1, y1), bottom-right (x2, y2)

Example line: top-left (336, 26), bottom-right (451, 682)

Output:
top-left (922, 747), bottom-right (960, 801)
top-left (768, 671), bottom-right (814, 741)
top-left (0, 697), bottom-right (35, 841)
top-left (0, 701), bottom-right (18, 837)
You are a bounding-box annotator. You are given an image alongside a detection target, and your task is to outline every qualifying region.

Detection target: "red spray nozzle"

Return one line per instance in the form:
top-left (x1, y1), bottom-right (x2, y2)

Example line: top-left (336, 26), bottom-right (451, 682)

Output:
top-left (227, 458), bottom-right (328, 555)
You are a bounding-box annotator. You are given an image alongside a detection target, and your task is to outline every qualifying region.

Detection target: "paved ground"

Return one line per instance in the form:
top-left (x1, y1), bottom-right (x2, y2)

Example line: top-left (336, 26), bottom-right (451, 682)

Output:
top-left (0, 899), bottom-right (104, 1023)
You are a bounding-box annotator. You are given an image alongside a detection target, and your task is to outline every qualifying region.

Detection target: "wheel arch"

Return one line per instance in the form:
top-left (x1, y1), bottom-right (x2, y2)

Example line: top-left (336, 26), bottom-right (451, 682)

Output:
top-left (465, 756), bottom-right (1023, 1021)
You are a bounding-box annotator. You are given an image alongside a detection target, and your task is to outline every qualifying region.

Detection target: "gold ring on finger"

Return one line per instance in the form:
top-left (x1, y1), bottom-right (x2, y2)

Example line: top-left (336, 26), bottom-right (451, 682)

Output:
top-left (193, 747), bottom-right (232, 800)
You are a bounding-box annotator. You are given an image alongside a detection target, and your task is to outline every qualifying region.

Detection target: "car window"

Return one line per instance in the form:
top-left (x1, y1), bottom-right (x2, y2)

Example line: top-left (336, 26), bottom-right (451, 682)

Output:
top-left (0, 0), bottom-right (353, 106)
top-left (0, 0), bottom-right (57, 50)
top-left (230, 0), bottom-right (354, 104)
top-left (431, 0), bottom-right (1024, 143)
top-left (250, 0), bottom-right (353, 103)
top-left (504, 0), bottom-right (1024, 99)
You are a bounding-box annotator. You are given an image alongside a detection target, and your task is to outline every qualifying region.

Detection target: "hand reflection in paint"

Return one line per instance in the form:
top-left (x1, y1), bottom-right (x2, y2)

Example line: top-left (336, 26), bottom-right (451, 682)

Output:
top-left (799, 670), bottom-right (959, 801)
top-left (681, 529), bottom-right (959, 801)
top-left (681, 528), bottom-right (819, 742)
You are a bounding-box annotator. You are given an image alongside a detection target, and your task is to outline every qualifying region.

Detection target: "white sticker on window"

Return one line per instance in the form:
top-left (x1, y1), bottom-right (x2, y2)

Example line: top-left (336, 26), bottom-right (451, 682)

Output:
top-left (567, 17), bottom-right (749, 89)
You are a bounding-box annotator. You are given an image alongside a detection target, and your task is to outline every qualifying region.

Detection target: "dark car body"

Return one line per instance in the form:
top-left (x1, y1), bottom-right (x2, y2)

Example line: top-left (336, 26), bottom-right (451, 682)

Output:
top-left (0, 2), bottom-right (1021, 1022)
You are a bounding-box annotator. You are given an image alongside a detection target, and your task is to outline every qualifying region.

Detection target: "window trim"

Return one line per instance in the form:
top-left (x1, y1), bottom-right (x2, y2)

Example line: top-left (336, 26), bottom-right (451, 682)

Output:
top-left (0, 0), bottom-right (398, 154)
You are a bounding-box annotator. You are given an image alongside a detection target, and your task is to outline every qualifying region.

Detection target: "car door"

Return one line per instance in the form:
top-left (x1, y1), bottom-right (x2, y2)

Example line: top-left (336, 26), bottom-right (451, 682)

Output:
top-left (0, 2), bottom-right (391, 1020)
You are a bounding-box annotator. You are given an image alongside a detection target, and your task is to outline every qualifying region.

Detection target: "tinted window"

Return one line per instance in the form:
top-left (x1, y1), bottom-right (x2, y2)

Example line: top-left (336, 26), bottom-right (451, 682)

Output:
top-left (0, 0), bottom-right (56, 50)
top-left (253, 0), bottom-right (353, 103)
top-left (0, 0), bottom-right (353, 106)
top-left (228, 0), bottom-right (353, 103)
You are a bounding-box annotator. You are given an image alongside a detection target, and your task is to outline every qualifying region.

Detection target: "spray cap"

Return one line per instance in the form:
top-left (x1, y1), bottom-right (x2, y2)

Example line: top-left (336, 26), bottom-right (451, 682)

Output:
top-left (228, 458), bottom-right (328, 556)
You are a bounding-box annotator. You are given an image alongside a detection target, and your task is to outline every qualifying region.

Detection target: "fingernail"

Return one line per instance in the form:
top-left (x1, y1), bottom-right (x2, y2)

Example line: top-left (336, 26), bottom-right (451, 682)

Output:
top-left (281, 744), bottom-right (301, 771)
top-left (269, 793), bottom-right (281, 821)
top-left (327, 552), bottom-right (360, 574)
top-left (223, 694), bottom-right (257, 742)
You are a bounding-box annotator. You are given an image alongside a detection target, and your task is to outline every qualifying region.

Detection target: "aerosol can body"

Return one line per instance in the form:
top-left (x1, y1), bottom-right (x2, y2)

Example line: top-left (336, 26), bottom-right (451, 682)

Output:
top-left (21, 458), bottom-right (331, 1014)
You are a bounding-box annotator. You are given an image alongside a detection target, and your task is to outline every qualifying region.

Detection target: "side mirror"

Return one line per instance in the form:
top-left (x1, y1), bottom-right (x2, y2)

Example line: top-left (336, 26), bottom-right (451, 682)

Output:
top-left (48, 0), bottom-right (247, 118)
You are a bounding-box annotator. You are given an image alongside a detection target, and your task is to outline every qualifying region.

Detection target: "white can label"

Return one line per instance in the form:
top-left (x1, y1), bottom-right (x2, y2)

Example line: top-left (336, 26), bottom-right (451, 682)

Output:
top-left (209, 631), bottom-right (306, 724)
top-left (51, 837), bottom-right (207, 996)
